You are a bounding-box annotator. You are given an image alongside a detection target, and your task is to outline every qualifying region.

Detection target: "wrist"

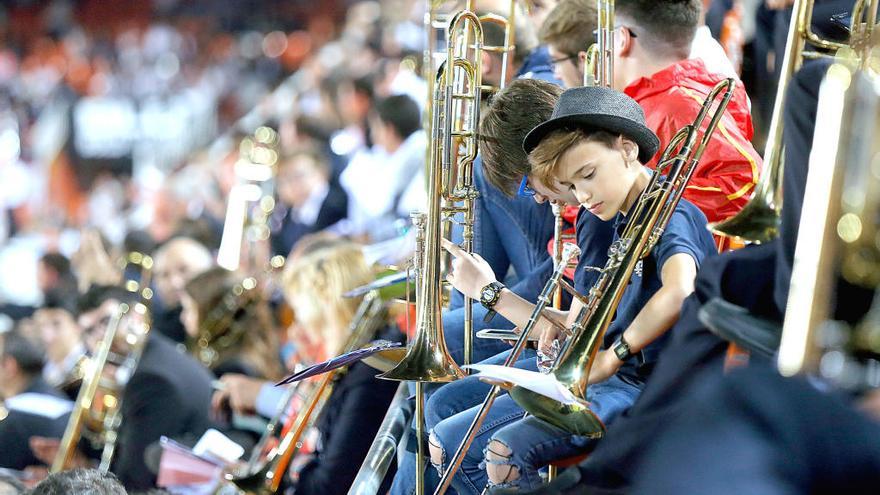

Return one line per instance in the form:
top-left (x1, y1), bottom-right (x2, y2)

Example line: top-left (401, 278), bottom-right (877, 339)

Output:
top-left (479, 281), bottom-right (505, 323)
top-left (612, 334), bottom-right (632, 362)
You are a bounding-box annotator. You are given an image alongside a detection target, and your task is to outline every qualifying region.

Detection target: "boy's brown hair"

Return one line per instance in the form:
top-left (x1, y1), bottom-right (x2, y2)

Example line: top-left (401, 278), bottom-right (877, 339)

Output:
top-left (528, 128), bottom-right (619, 191)
top-left (616, 0), bottom-right (701, 59)
top-left (539, 0), bottom-right (598, 60)
top-left (480, 78), bottom-right (563, 196)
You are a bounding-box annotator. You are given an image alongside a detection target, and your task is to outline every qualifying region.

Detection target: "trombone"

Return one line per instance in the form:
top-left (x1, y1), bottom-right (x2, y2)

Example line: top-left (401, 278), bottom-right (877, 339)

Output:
top-left (582, 0), bottom-right (614, 87)
top-left (778, 57), bottom-right (880, 387)
top-left (217, 126), bottom-right (280, 272)
top-left (709, 0), bottom-right (879, 243)
top-left (53, 252), bottom-right (154, 473)
top-left (507, 80), bottom-right (736, 436)
top-left (377, 9), bottom-right (484, 495)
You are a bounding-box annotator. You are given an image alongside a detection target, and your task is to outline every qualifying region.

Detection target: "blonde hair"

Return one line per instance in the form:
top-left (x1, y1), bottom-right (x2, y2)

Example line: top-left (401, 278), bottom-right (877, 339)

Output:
top-left (281, 234), bottom-right (375, 335)
top-left (528, 128), bottom-right (619, 191)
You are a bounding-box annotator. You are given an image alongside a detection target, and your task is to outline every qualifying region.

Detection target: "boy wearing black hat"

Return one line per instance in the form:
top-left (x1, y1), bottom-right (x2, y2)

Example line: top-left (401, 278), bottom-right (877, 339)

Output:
top-left (434, 87), bottom-right (716, 492)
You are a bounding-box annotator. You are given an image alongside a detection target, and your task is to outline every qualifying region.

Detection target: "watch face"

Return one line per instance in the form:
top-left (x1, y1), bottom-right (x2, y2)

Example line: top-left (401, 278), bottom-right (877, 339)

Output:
top-left (481, 287), bottom-right (494, 302)
top-left (614, 340), bottom-right (630, 360)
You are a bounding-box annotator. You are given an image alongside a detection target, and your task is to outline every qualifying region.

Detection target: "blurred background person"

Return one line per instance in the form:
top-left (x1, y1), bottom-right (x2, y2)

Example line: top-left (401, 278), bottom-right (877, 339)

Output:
top-left (31, 285), bottom-right (215, 491)
top-left (180, 266), bottom-right (283, 380)
top-left (269, 146), bottom-right (348, 258)
top-left (0, 329), bottom-right (71, 471)
top-left (151, 236), bottom-right (214, 344)
top-left (31, 304), bottom-right (84, 399)
top-left (213, 234), bottom-right (403, 494)
top-left (339, 93), bottom-right (425, 242)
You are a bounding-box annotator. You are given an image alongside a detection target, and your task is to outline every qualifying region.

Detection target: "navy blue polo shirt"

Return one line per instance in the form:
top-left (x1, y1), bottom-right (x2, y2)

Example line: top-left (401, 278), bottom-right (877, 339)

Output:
top-left (573, 197), bottom-right (717, 384)
top-left (573, 207), bottom-right (615, 293)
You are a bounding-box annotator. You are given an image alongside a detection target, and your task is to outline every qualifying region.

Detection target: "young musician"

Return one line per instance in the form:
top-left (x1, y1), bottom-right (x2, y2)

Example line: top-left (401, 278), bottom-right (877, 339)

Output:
top-left (549, 57), bottom-right (838, 495)
top-left (0, 330), bottom-right (71, 470)
top-left (31, 285), bottom-right (215, 491)
top-left (152, 236), bottom-right (214, 344)
top-left (213, 234), bottom-right (402, 495)
top-left (430, 87), bottom-right (716, 492)
top-left (390, 78), bottom-right (582, 495)
top-left (543, 0), bottom-right (761, 244)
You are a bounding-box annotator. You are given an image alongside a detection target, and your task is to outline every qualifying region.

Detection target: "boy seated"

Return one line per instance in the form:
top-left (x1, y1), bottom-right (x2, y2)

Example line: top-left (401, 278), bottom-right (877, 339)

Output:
top-left (431, 86), bottom-right (717, 492)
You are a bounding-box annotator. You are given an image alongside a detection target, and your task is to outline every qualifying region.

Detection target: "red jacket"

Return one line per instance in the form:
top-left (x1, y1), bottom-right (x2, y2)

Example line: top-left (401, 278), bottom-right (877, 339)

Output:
top-left (625, 59), bottom-right (761, 225)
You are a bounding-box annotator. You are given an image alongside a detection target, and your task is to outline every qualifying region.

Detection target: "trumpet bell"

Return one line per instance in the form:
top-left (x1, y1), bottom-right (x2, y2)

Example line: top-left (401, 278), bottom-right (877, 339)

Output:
top-left (507, 385), bottom-right (605, 438)
top-left (707, 196), bottom-right (780, 244)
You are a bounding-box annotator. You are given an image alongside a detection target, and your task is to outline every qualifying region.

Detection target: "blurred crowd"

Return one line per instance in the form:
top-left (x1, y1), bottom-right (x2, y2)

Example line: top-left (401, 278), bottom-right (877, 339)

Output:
top-left (0, 0), bottom-right (827, 493)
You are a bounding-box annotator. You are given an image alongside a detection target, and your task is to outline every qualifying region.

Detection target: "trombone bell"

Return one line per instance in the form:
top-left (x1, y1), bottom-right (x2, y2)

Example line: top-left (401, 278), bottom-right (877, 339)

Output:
top-left (507, 386), bottom-right (604, 437)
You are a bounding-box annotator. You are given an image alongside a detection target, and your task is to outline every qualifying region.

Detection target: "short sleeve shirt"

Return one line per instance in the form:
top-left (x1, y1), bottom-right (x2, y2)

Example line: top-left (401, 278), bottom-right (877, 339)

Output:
top-left (573, 197), bottom-right (717, 384)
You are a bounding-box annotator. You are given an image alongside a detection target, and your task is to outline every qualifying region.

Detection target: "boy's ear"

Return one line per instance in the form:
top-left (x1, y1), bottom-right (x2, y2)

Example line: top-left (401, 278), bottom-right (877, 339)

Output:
top-left (617, 26), bottom-right (635, 57)
top-left (481, 51), bottom-right (495, 76)
top-left (620, 137), bottom-right (639, 163)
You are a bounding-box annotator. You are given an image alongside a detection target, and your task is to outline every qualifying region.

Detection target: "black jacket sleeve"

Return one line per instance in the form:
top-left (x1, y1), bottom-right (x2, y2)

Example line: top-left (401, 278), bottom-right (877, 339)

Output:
top-left (114, 371), bottom-right (184, 491)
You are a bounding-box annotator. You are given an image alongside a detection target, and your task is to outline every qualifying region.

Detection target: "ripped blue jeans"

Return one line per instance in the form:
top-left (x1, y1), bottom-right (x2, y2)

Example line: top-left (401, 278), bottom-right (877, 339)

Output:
top-left (425, 351), bottom-right (538, 495)
top-left (390, 349), bottom-right (536, 495)
top-left (429, 372), bottom-right (642, 494)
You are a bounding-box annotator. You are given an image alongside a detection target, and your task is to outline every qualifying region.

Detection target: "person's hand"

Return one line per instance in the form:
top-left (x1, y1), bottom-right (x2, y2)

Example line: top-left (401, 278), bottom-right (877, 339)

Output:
top-left (211, 374), bottom-right (267, 417)
top-left (441, 239), bottom-right (498, 301)
top-left (537, 318), bottom-right (561, 358)
top-left (71, 229), bottom-right (120, 292)
top-left (587, 349), bottom-right (624, 385)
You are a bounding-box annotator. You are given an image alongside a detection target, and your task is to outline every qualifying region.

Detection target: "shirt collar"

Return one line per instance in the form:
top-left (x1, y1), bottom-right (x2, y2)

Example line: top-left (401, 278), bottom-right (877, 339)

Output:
top-left (623, 58), bottom-right (709, 101)
top-left (294, 181), bottom-right (330, 225)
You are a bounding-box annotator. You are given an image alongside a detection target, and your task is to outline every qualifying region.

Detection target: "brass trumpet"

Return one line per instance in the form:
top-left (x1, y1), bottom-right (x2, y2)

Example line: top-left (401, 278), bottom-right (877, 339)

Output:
top-left (508, 79), bottom-right (736, 436)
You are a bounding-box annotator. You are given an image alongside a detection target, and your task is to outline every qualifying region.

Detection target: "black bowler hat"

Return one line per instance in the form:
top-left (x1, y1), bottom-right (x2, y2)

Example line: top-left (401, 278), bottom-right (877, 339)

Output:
top-left (522, 86), bottom-right (660, 164)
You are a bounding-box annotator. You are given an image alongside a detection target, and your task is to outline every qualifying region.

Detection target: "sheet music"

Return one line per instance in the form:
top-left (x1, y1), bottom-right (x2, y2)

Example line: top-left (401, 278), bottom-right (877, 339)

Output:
top-left (464, 364), bottom-right (581, 406)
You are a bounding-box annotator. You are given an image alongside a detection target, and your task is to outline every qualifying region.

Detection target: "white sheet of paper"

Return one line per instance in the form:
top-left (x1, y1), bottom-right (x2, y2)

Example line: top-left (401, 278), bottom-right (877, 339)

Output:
top-left (192, 428), bottom-right (244, 463)
top-left (464, 364), bottom-right (581, 406)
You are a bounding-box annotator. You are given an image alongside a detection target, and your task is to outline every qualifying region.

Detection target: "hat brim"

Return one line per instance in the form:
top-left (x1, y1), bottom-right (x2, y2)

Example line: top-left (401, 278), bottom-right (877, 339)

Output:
top-left (523, 113), bottom-right (660, 164)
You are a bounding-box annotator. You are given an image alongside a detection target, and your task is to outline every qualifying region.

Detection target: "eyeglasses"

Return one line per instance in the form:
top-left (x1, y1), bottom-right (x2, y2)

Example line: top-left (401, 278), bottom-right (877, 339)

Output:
top-left (518, 176), bottom-right (536, 197)
top-left (549, 53), bottom-right (578, 67)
